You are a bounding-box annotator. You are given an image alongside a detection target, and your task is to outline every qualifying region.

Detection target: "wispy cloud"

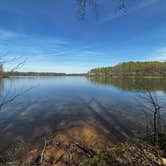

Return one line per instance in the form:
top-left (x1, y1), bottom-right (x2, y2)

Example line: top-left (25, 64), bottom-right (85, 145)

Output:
top-left (0, 28), bottom-right (71, 56)
top-left (0, 29), bottom-right (19, 39)
top-left (149, 47), bottom-right (166, 61)
top-left (0, 29), bottom-right (111, 73)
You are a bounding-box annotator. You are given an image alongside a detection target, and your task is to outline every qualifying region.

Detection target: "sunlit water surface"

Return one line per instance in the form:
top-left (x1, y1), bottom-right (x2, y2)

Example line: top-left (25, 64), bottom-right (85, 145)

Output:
top-left (0, 76), bottom-right (166, 154)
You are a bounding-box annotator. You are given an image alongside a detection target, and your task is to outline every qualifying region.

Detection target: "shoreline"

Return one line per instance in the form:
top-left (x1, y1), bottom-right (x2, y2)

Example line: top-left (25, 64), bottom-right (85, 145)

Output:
top-left (1, 74), bottom-right (166, 78)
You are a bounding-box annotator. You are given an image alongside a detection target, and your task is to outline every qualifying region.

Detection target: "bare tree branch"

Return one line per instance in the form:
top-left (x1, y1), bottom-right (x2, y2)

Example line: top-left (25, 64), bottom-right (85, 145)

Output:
top-left (0, 54), bottom-right (22, 65)
top-left (10, 59), bottom-right (27, 72)
top-left (0, 86), bottom-right (36, 111)
top-left (138, 89), bottom-right (165, 146)
top-left (76, 0), bottom-right (129, 20)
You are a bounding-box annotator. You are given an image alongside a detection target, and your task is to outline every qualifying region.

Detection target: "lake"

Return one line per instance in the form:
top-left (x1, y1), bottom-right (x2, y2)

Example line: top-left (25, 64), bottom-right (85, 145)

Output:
top-left (0, 76), bottom-right (166, 157)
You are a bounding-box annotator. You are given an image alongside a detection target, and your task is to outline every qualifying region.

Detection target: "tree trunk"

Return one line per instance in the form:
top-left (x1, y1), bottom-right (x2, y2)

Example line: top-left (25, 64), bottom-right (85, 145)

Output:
top-left (154, 109), bottom-right (160, 146)
top-left (154, 111), bottom-right (158, 146)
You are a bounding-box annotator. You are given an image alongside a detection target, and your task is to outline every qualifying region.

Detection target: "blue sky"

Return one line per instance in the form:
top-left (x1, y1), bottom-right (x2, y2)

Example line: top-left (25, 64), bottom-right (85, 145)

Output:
top-left (0, 0), bottom-right (166, 73)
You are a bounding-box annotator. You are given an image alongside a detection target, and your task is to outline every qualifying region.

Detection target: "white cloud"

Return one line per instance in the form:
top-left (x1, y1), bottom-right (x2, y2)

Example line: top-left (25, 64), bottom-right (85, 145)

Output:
top-left (0, 29), bottom-right (18, 39)
top-left (0, 28), bottom-right (70, 46)
top-left (149, 47), bottom-right (166, 61)
top-left (0, 29), bottom-right (112, 73)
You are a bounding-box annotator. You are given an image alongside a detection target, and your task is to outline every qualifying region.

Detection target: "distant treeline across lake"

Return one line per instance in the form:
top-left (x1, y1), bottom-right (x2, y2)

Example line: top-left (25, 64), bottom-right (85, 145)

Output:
top-left (0, 71), bottom-right (86, 77)
top-left (1, 61), bottom-right (166, 77)
top-left (89, 61), bottom-right (166, 77)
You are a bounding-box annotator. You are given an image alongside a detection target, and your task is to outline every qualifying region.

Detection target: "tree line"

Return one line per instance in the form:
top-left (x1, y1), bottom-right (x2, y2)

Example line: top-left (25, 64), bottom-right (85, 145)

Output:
top-left (89, 61), bottom-right (166, 77)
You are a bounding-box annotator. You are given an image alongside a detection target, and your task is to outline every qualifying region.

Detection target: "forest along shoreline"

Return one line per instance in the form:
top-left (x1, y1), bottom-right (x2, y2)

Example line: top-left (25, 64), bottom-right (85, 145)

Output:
top-left (1, 61), bottom-right (166, 78)
top-left (88, 61), bottom-right (166, 78)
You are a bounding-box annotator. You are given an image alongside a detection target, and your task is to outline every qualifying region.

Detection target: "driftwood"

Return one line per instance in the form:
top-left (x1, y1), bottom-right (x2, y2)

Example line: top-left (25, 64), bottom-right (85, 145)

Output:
top-left (40, 140), bottom-right (47, 164)
top-left (75, 143), bottom-right (96, 158)
top-left (54, 153), bottom-right (64, 164)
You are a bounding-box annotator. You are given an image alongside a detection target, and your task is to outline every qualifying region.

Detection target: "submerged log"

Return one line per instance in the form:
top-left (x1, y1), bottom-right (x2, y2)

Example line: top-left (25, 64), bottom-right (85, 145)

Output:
top-left (75, 143), bottom-right (96, 158)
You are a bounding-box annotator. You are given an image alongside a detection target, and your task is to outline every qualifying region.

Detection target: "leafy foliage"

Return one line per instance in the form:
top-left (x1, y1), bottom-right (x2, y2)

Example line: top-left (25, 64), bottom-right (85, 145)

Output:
top-left (89, 61), bottom-right (166, 77)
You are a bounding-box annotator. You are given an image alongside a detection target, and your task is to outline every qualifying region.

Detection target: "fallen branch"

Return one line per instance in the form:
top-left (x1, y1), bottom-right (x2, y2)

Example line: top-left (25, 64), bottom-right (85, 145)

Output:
top-left (54, 154), bottom-right (64, 164)
top-left (40, 140), bottom-right (47, 164)
top-left (75, 143), bottom-right (96, 158)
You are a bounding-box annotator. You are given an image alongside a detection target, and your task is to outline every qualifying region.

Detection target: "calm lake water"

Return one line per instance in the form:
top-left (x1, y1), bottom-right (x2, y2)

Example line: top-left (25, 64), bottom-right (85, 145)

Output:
top-left (0, 76), bottom-right (166, 154)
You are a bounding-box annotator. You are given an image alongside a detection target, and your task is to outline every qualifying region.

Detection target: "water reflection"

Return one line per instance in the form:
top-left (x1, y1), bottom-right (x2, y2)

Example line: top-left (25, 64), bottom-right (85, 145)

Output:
top-left (88, 76), bottom-right (166, 92)
top-left (0, 78), bottom-right (4, 93)
top-left (0, 76), bottom-right (166, 159)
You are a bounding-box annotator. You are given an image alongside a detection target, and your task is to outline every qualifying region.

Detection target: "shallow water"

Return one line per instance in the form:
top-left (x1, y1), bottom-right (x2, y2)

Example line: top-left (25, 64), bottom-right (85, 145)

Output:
top-left (0, 76), bottom-right (166, 154)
